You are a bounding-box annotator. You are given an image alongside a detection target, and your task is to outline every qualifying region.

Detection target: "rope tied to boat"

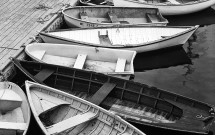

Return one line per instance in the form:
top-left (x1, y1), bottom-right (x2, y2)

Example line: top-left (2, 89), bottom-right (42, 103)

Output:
top-left (37, 12), bottom-right (60, 24)
top-left (33, 3), bottom-right (52, 10)
top-left (36, 2), bottom-right (69, 24)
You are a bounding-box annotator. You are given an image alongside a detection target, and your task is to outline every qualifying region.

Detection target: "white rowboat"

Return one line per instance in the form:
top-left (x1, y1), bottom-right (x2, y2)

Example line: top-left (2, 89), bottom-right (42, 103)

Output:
top-left (25, 43), bottom-right (136, 79)
top-left (25, 80), bottom-right (146, 135)
top-left (0, 81), bottom-right (31, 135)
top-left (62, 6), bottom-right (168, 28)
top-left (39, 25), bottom-right (199, 53)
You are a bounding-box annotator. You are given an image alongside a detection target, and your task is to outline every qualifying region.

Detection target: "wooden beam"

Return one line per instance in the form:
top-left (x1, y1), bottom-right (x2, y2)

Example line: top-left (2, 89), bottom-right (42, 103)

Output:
top-left (47, 111), bottom-right (98, 134)
top-left (89, 83), bottom-right (116, 105)
top-left (73, 54), bottom-right (87, 69)
top-left (34, 68), bottom-right (55, 82)
top-left (115, 58), bottom-right (126, 72)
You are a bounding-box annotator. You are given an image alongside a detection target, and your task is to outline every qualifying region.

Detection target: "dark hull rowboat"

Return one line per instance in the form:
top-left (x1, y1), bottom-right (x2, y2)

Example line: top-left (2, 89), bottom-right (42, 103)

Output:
top-left (39, 25), bottom-right (199, 53)
top-left (0, 81), bottom-right (31, 135)
top-left (12, 59), bottom-right (215, 134)
top-left (62, 6), bottom-right (168, 28)
top-left (25, 80), bottom-right (146, 135)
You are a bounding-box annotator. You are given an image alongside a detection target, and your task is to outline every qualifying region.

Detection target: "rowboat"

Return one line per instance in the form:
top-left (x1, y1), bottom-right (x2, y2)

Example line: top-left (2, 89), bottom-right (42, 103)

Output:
top-left (25, 80), bottom-right (146, 135)
top-left (0, 81), bottom-right (31, 135)
top-left (39, 25), bottom-right (199, 53)
top-left (13, 58), bottom-right (215, 134)
top-left (62, 6), bottom-right (168, 28)
top-left (79, 0), bottom-right (114, 6)
top-left (81, 0), bottom-right (215, 15)
top-left (25, 43), bottom-right (136, 80)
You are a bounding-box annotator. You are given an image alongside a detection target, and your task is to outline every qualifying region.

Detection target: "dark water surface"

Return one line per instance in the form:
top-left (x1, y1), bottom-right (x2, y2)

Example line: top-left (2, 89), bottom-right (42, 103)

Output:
top-left (133, 5), bottom-right (215, 135)
top-left (12, 5), bottom-right (215, 135)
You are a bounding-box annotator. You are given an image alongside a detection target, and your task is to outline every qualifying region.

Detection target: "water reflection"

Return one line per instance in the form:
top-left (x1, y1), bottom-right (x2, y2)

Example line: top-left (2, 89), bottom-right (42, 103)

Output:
top-left (182, 34), bottom-right (197, 85)
top-left (165, 6), bottom-right (215, 26)
top-left (134, 46), bottom-right (191, 72)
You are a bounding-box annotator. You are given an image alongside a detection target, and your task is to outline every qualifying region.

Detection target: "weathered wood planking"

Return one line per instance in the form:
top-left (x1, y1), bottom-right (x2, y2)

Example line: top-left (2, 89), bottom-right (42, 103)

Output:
top-left (0, 0), bottom-right (74, 79)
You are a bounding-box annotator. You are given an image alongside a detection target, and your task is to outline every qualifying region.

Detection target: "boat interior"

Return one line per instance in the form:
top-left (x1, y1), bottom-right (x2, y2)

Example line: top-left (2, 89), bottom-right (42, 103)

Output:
top-left (0, 82), bottom-right (29, 135)
top-left (29, 84), bottom-right (140, 135)
top-left (47, 27), bottom-right (190, 46)
top-left (65, 7), bottom-right (167, 24)
top-left (27, 44), bottom-right (135, 75)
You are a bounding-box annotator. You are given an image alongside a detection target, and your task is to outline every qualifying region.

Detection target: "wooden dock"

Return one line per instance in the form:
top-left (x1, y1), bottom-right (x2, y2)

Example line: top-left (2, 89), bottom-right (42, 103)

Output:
top-left (0, 0), bottom-right (78, 81)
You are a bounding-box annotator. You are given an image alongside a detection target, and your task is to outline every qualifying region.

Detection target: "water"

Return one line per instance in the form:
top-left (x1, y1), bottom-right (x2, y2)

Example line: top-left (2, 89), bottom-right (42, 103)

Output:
top-left (12, 6), bottom-right (215, 135)
top-left (133, 6), bottom-right (215, 135)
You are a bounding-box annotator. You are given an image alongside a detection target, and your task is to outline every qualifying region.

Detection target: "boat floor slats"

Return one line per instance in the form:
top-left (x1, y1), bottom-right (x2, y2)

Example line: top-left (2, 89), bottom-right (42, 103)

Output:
top-left (107, 12), bottom-right (119, 23)
top-left (34, 68), bottom-right (55, 82)
top-left (115, 58), bottom-right (126, 72)
top-left (46, 111), bottom-right (98, 134)
top-left (0, 122), bottom-right (26, 131)
top-left (89, 83), bottom-right (116, 105)
top-left (80, 12), bottom-right (89, 21)
top-left (73, 54), bottom-right (87, 69)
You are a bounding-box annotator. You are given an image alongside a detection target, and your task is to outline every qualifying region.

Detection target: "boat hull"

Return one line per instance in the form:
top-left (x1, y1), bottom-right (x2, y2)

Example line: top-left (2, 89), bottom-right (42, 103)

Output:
top-left (13, 59), bottom-right (215, 134)
top-left (63, 6), bottom-right (168, 28)
top-left (25, 43), bottom-right (136, 79)
top-left (39, 26), bottom-right (198, 53)
top-left (112, 0), bottom-right (215, 15)
top-left (0, 82), bottom-right (31, 135)
top-left (25, 80), bottom-right (145, 135)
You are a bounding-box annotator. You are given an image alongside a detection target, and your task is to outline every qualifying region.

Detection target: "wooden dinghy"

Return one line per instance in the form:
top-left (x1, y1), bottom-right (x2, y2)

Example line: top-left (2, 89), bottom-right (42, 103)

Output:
top-left (39, 25), bottom-right (199, 53)
top-left (25, 43), bottom-right (136, 80)
top-left (62, 6), bottom-right (168, 28)
top-left (25, 80), bottom-right (146, 135)
top-left (81, 0), bottom-right (215, 15)
top-left (12, 59), bottom-right (215, 134)
top-left (0, 81), bottom-right (31, 135)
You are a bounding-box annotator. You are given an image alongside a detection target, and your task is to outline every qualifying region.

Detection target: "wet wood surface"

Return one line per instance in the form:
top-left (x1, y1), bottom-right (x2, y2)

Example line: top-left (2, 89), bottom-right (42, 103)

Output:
top-left (0, 0), bottom-right (73, 72)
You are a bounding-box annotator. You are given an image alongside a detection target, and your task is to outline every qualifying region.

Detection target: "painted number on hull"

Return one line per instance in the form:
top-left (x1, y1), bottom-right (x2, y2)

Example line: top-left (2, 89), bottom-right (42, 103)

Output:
top-left (86, 23), bottom-right (98, 27)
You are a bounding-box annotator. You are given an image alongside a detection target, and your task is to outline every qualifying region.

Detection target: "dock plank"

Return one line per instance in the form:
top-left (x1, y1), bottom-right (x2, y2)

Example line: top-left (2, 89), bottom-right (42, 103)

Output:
top-left (0, 0), bottom-right (51, 47)
top-left (0, 0), bottom-right (73, 72)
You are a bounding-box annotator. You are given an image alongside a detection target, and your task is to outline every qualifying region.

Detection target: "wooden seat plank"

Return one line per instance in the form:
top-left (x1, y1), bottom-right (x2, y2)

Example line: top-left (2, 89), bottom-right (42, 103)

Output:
top-left (146, 13), bottom-right (159, 23)
top-left (46, 111), bottom-right (98, 134)
top-left (80, 12), bottom-right (89, 21)
top-left (73, 54), bottom-right (87, 69)
top-left (0, 90), bottom-right (22, 112)
top-left (89, 83), bottom-right (116, 105)
top-left (0, 122), bottom-right (26, 131)
top-left (115, 58), bottom-right (126, 72)
top-left (34, 68), bottom-right (55, 82)
top-left (107, 12), bottom-right (119, 23)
